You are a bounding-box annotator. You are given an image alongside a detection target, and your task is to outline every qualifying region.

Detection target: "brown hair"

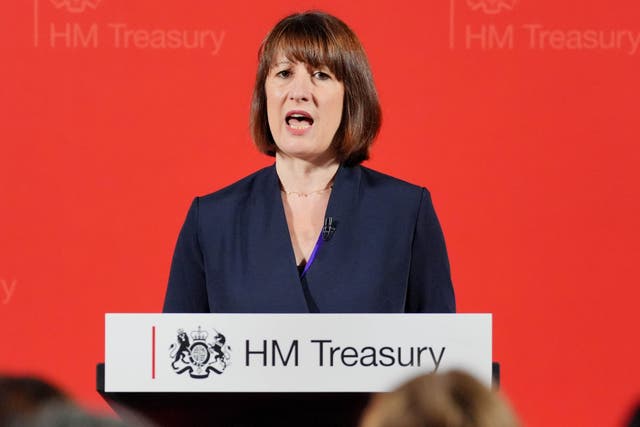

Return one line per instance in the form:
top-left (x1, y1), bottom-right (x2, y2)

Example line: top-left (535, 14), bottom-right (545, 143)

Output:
top-left (250, 11), bottom-right (381, 166)
top-left (360, 371), bottom-right (520, 427)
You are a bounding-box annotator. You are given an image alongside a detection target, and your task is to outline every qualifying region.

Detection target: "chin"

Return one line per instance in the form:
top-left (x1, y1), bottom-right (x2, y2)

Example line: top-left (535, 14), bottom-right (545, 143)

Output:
top-left (277, 143), bottom-right (323, 159)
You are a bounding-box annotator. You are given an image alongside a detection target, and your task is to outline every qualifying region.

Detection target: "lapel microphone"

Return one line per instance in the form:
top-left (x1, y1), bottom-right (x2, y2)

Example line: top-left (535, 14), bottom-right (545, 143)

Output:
top-left (322, 217), bottom-right (336, 241)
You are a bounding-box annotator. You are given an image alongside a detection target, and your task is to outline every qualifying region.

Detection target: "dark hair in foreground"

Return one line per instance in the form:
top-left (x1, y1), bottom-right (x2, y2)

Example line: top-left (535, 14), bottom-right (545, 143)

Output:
top-left (360, 370), bottom-right (520, 427)
top-left (9, 402), bottom-right (135, 427)
top-left (0, 375), bottom-right (146, 427)
top-left (250, 11), bottom-right (382, 166)
top-left (0, 376), bottom-right (67, 425)
top-left (628, 402), bottom-right (640, 427)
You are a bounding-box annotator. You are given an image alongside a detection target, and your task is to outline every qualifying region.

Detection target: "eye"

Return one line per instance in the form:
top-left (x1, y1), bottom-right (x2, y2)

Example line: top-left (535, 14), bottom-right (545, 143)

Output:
top-left (313, 71), bottom-right (332, 80)
top-left (274, 69), bottom-right (291, 78)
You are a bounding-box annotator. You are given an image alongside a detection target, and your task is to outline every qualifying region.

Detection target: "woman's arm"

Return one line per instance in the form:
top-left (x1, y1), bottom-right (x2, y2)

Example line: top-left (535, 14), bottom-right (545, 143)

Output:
top-left (163, 197), bottom-right (210, 313)
top-left (405, 188), bottom-right (456, 313)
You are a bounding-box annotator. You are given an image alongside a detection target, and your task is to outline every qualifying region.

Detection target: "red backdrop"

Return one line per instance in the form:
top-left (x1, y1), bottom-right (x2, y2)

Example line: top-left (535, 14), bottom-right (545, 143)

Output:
top-left (1, 1), bottom-right (639, 425)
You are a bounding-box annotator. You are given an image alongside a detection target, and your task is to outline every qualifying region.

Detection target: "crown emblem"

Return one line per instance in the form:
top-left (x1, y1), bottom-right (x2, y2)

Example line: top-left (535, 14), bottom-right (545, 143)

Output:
top-left (190, 326), bottom-right (209, 341)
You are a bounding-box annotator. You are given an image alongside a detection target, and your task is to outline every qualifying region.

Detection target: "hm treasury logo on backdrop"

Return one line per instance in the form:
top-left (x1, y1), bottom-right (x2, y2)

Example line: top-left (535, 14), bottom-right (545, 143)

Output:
top-left (449, 0), bottom-right (640, 54)
top-left (466, 0), bottom-right (517, 15)
top-left (49, 0), bottom-right (101, 13)
top-left (169, 326), bottom-right (232, 379)
top-left (33, 0), bottom-right (226, 55)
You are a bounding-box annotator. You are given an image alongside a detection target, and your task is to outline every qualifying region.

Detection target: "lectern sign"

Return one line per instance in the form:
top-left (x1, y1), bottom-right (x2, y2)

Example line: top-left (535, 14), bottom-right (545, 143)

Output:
top-left (105, 314), bottom-right (491, 392)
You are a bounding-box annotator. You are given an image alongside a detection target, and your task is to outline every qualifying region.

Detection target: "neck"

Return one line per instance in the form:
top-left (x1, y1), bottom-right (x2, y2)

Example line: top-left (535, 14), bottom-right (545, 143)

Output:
top-left (275, 153), bottom-right (340, 194)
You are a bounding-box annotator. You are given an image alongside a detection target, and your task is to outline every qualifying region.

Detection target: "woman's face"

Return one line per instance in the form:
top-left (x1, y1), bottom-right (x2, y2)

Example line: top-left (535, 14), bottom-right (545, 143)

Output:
top-left (265, 56), bottom-right (344, 163)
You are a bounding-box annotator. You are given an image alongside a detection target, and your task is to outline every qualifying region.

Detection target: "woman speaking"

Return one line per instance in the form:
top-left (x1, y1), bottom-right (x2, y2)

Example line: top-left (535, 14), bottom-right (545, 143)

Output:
top-left (163, 12), bottom-right (455, 313)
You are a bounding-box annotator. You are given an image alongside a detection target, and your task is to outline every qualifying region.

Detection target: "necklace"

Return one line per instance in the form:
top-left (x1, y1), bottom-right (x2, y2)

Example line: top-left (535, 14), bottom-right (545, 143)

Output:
top-left (280, 184), bottom-right (333, 198)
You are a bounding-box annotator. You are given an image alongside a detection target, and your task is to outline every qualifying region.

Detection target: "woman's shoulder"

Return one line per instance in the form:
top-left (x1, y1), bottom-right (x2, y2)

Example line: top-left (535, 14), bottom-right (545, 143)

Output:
top-left (346, 165), bottom-right (433, 216)
top-left (357, 165), bottom-right (428, 197)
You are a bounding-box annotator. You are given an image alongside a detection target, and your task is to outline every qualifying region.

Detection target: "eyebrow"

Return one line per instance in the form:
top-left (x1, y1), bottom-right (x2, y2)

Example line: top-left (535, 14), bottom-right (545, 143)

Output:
top-left (273, 60), bottom-right (331, 70)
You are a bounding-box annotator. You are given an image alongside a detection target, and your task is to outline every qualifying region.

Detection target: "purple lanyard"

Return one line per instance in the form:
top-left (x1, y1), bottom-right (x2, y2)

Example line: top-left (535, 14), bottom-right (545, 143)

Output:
top-left (300, 233), bottom-right (323, 279)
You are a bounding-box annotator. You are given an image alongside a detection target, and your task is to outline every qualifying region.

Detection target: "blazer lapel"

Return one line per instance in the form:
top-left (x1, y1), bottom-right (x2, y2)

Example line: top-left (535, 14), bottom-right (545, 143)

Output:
top-left (249, 165), bottom-right (310, 312)
top-left (301, 165), bottom-right (362, 311)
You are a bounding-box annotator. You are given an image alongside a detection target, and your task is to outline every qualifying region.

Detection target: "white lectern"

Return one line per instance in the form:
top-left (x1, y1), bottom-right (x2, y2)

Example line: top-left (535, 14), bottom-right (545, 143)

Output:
top-left (98, 314), bottom-right (495, 426)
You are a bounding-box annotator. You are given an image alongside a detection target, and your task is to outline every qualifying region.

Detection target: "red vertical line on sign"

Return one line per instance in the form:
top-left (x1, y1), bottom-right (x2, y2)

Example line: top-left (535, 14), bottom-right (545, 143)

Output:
top-left (152, 326), bottom-right (156, 379)
top-left (449, 0), bottom-right (455, 49)
top-left (34, 0), bottom-right (39, 47)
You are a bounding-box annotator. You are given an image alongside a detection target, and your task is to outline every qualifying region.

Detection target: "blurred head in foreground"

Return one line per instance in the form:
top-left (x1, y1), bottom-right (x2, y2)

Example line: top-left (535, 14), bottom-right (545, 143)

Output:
top-left (0, 375), bottom-right (67, 424)
top-left (0, 375), bottom-right (143, 427)
top-left (628, 401), bottom-right (640, 427)
top-left (360, 370), bottom-right (520, 427)
top-left (9, 402), bottom-right (134, 427)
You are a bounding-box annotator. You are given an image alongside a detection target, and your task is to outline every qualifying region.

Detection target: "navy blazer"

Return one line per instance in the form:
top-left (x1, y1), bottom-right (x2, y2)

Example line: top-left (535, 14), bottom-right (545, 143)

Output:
top-left (163, 164), bottom-right (455, 313)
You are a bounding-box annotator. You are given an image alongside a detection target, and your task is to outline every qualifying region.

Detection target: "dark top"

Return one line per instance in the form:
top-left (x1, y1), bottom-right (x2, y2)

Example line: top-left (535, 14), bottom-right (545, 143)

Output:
top-left (163, 164), bottom-right (455, 313)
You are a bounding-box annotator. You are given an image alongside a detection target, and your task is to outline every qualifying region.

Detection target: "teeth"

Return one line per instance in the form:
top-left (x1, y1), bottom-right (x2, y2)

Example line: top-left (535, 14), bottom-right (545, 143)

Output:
top-left (290, 124), bottom-right (310, 130)
top-left (286, 113), bottom-right (312, 130)
top-left (288, 113), bottom-right (311, 120)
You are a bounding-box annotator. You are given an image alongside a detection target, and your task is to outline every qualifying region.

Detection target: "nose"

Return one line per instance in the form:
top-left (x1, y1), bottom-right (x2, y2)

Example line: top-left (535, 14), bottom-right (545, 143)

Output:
top-left (288, 70), bottom-right (313, 103)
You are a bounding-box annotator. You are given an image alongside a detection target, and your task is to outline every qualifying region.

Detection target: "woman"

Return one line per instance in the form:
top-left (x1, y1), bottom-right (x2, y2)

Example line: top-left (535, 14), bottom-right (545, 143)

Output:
top-left (163, 12), bottom-right (455, 313)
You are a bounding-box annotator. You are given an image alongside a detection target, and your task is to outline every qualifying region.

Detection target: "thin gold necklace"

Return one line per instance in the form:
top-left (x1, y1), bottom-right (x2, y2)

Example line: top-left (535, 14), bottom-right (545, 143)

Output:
top-left (280, 184), bottom-right (333, 198)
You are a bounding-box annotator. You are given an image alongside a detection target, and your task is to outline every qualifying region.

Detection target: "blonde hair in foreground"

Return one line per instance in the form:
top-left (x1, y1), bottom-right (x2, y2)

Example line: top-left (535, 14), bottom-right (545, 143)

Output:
top-left (360, 370), bottom-right (520, 427)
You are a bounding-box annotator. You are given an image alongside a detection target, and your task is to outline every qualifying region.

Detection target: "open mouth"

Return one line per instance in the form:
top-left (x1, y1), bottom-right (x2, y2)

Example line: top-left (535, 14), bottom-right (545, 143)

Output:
top-left (285, 111), bottom-right (314, 130)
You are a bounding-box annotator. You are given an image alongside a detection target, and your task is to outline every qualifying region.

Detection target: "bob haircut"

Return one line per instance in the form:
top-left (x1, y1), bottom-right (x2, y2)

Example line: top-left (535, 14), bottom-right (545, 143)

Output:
top-left (250, 11), bottom-right (382, 166)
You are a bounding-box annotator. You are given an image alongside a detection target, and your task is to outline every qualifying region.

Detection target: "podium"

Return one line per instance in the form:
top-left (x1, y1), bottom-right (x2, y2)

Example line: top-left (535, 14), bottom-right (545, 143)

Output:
top-left (98, 314), bottom-right (495, 427)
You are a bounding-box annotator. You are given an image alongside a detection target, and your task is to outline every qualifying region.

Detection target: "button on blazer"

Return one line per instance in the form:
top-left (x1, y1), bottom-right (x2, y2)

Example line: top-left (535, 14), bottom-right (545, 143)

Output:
top-left (163, 164), bottom-right (455, 313)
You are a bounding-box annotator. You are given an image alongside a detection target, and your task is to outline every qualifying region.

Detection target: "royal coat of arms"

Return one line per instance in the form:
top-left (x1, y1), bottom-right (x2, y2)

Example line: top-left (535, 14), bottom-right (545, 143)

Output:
top-left (169, 326), bottom-right (231, 379)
